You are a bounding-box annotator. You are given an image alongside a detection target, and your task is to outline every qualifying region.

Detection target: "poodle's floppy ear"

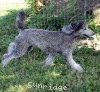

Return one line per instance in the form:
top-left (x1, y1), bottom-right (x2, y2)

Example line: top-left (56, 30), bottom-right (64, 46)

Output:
top-left (62, 21), bottom-right (86, 35)
top-left (62, 25), bottom-right (74, 34)
top-left (71, 21), bottom-right (86, 31)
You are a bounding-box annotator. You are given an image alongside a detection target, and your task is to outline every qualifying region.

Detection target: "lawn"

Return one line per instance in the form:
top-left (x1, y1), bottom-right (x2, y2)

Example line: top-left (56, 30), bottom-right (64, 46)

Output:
top-left (0, 0), bottom-right (100, 92)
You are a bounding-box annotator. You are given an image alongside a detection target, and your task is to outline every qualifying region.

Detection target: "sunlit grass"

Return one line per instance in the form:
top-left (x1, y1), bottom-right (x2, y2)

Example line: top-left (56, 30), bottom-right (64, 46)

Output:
top-left (0, 75), bottom-right (15, 80)
top-left (0, 0), bottom-right (27, 16)
top-left (5, 84), bottom-right (28, 92)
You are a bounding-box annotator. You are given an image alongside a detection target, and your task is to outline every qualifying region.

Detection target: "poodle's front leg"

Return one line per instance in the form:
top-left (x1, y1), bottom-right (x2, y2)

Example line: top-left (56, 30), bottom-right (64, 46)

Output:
top-left (44, 53), bottom-right (56, 67)
top-left (62, 50), bottom-right (83, 72)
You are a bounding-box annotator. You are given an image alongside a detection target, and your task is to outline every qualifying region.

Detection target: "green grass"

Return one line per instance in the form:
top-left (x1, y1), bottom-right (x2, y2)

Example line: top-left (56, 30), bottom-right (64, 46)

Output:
top-left (0, 0), bottom-right (26, 16)
top-left (0, 1), bottom-right (100, 92)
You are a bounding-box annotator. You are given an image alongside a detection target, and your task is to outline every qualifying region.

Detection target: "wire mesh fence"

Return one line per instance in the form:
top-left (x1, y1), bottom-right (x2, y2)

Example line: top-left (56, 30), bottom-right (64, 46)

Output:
top-left (0, 0), bottom-right (100, 28)
top-left (25, 0), bottom-right (100, 30)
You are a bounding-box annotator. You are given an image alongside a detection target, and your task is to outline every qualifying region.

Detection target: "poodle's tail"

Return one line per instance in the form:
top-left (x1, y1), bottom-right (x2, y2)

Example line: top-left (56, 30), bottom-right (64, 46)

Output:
top-left (15, 10), bottom-right (26, 30)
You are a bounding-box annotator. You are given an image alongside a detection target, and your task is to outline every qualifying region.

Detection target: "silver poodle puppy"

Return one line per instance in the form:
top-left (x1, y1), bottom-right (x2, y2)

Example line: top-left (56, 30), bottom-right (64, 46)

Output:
top-left (2, 11), bottom-right (95, 72)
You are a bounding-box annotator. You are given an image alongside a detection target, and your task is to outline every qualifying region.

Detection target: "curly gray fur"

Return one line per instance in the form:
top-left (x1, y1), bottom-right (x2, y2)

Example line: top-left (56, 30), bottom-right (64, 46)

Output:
top-left (2, 11), bottom-right (95, 72)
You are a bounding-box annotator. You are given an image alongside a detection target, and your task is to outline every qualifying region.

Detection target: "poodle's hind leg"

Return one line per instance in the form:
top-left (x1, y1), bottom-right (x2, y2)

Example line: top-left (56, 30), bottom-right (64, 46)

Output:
top-left (2, 42), bottom-right (28, 67)
top-left (2, 42), bottom-right (16, 67)
top-left (2, 53), bottom-right (15, 67)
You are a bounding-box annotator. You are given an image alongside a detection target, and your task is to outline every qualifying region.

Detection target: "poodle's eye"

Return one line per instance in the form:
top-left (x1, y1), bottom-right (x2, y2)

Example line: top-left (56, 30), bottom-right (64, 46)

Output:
top-left (84, 28), bottom-right (86, 30)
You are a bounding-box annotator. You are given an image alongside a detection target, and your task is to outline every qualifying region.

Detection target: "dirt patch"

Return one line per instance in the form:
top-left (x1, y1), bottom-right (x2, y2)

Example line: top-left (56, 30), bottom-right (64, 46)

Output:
top-left (79, 36), bottom-right (100, 50)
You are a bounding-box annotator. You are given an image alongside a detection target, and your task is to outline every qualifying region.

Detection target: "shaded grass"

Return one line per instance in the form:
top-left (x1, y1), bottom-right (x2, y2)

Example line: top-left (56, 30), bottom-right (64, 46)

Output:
top-left (0, 48), bottom-right (99, 92)
top-left (0, 8), bottom-right (100, 92)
